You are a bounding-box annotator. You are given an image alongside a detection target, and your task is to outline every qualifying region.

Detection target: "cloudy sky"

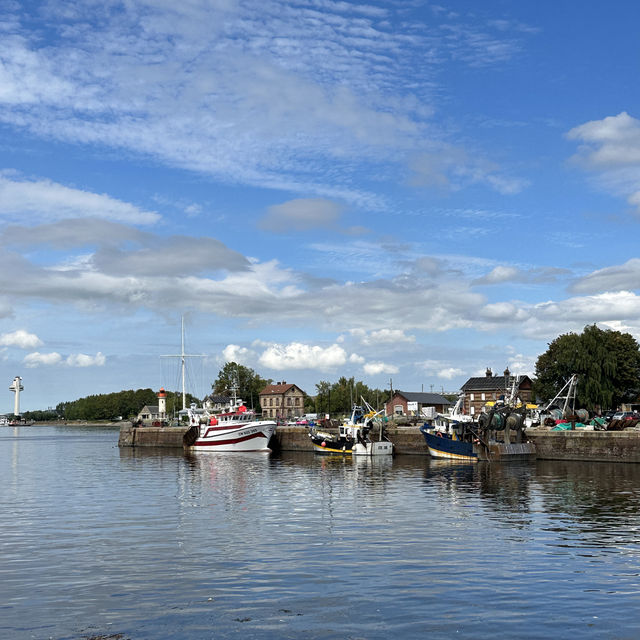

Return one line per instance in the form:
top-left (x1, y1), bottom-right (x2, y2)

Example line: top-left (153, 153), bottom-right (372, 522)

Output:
top-left (2, 0), bottom-right (640, 412)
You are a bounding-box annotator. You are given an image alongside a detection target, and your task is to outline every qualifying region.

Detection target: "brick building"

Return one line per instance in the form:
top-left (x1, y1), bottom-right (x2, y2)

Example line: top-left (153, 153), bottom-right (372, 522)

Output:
top-left (385, 391), bottom-right (452, 417)
top-left (460, 368), bottom-right (532, 417)
top-left (259, 382), bottom-right (305, 419)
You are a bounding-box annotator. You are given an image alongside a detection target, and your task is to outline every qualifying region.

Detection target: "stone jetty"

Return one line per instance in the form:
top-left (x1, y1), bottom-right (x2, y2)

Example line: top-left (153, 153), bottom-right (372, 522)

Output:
top-left (118, 422), bottom-right (640, 463)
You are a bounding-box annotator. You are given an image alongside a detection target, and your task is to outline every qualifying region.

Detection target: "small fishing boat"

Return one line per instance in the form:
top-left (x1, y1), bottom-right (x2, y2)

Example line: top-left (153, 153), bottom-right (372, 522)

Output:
top-left (421, 395), bottom-right (535, 463)
top-left (420, 423), bottom-right (479, 461)
top-left (309, 400), bottom-right (393, 456)
top-left (183, 402), bottom-right (277, 452)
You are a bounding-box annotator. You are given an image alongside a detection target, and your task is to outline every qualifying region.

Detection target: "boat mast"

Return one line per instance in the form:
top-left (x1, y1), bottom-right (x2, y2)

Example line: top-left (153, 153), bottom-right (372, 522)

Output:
top-left (160, 315), bottom-right (206, 411)
top-left (181, 316), bottom-right (186, 411)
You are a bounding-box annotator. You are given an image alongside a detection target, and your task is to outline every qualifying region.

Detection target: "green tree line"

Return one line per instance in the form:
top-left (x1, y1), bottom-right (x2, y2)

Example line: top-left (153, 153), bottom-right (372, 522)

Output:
top-left (54, 388), bottom-right (200, 421)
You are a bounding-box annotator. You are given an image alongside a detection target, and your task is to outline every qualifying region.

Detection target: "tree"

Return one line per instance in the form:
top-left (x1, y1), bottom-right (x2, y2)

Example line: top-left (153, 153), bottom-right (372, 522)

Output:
top-left (314, 377), bottom-right (387, 416)
top-left (533, 324), bottom-right (640, 410)
top-left (55, 388), bottom-right (200, 421)
top-left (212, 362), bottom-right (272, 409)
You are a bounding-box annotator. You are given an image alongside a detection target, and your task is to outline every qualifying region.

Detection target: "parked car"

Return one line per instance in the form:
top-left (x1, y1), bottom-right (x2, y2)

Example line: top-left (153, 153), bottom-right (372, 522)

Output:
top-left (612, 411), bottom-right (634, 421)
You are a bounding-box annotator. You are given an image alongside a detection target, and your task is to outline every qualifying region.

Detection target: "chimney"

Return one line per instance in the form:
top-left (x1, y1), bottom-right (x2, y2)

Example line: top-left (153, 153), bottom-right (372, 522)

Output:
top-left (485, 368), bottom-right (492, 377)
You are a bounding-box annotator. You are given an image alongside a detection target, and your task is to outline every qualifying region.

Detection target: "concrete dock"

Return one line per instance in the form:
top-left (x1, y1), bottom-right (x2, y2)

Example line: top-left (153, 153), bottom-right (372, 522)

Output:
top-left (117, 423), bottom-right (431, 453)
top-left (118, 423), bottom-right (640, 463)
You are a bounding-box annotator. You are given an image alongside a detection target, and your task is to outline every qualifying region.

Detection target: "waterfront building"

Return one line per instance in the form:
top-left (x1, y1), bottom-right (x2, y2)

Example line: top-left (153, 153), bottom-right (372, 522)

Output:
top-left (202, 394), bottom-right (235, 413)
top-left (136, 388), bottom-right (168, 425)
top-left (259, 382), bottom-right (305, 419)
top-left (461, 368), bottom-right (532, 417)
top-left (385, 391), bottom-right (452, 417)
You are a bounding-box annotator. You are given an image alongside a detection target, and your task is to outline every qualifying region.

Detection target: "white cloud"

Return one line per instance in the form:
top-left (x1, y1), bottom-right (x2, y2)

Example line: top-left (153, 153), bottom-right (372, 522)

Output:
top-left (473, 265), bottom-right (567, 286)
top-left (478, 302), bottom-right (528, 323)
top-left (408, 147), bottom-right (527, 195)
top-left (358, 329), bottom-right (416, 345)
top-left (23, 350), bottom-right (106, 368)
top-left (259, 342), bottom-right (347, 371)
top-left (567, 112), bottom-right (640, 212)
top-left (23, 351), bottom-right (62, 367)
top-left (66, 352), bottom-right (106, 367)
top-left (438, 367), bottom-right (464, 380)
top-left (349, 353), bottom-right (365, 364)
top-left (0, 2), bottom-right (529, 205)
top-left (0, 329), bottom-right (42, 349)
top-left (259, 198), bottom-right (344, 232)
top-left (0, 175), bottom-right (160, 225)
top-left (222, 344), bottom-right (255, 364)
top-left (363, 361), bottom-right (399, 375)
top-left (570, 258), bottom-right (640, 294)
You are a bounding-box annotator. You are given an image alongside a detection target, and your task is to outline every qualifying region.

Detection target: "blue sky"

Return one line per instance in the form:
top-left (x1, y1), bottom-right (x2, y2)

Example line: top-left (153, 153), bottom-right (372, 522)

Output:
top-left (2, 0), bottom-right (640, 412)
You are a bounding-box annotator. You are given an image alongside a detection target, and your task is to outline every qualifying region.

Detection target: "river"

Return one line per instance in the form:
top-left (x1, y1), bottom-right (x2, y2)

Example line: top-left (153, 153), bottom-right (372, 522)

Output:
top-left (1, 426), bottom-right (639, 639)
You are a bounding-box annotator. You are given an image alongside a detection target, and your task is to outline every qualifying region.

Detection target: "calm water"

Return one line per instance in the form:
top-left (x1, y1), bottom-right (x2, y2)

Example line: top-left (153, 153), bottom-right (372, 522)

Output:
top-left (1, 427), bottom-right (640, 640)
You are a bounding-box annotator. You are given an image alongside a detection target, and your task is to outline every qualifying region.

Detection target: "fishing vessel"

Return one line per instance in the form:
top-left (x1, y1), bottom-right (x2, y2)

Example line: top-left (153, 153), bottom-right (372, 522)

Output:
top-left (163, 316), bottom-right (278, 452)
top-left (420, 422), bottom-right (479, 461)
top-left (309, 400), bottom-right (393, 456)
top-left (421, 385), bottom-right (535, 462)
top-left (183, 401), bottom-right (277, 452)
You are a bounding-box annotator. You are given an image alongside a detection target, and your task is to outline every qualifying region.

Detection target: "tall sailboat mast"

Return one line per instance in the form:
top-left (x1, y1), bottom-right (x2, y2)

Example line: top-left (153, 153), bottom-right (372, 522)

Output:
top-left (181, 316), bottom-right (187, 410)
top-left (161, 316), bottom-right (205, 411)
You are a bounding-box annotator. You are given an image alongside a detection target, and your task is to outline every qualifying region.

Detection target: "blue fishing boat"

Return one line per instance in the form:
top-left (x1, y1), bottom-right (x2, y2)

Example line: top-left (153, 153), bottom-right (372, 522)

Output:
top-left (419, 424), bottom-right (478, 461)
top-left (420, 399), bottom-right (536, 462)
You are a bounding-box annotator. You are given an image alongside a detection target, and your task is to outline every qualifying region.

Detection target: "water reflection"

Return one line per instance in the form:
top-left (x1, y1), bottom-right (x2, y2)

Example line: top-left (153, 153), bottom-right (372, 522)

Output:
top-left (533, 460), bottom-right (640, 549)
top-left (5, 429), bottom-right (640, 640)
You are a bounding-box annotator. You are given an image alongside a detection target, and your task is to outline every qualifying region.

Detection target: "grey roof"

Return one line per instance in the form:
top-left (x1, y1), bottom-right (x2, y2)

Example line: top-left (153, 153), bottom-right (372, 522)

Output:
top-left (139, 404), bottom-right (160, 414)
top-left (461, 375), bottom-right (531, 391)
top-left (392, 391), bottom-right (452, 405)
top-left (207, 395), bottom-right (231, 403)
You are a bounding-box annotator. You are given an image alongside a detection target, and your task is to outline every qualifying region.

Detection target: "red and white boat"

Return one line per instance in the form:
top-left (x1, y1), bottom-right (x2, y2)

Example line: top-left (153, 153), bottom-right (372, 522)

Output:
top-left (183, 403), bottom-right (277, 452)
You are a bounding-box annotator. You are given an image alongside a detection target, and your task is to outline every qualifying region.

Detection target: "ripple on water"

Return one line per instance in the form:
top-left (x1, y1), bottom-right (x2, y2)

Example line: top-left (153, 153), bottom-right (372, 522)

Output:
top-left (2, 430), bottom-right (640, 639)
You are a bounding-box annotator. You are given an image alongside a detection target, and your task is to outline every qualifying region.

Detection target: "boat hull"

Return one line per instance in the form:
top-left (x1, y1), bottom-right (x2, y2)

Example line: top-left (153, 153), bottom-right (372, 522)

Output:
top-left (188, 421), bottom-right (277, 452)
top-left (351, 441), bottom-right (393, 456)
top-left (420, 426), bottom-right (478, 462)
top-left (310, 433), bottom-right (354, 454)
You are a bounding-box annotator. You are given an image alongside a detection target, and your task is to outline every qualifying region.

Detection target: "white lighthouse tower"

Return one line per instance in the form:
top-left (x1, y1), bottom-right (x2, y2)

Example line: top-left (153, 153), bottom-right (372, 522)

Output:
top-left (10, 376), bottom-right (23, 416)
top-left (157, 387), bottom-right (167, 419)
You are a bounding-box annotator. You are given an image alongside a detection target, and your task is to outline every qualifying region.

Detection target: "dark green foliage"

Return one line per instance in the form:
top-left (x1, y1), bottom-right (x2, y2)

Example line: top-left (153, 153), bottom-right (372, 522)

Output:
top-left (533, 324), bottom-right (640, 410)
top-left (314, 377), bottom-right (387, 416)
top-left (21, 409), bottom-right (59, 422)
top-left (212, 362), bottom-right (272, 409)
top-left (55, 388), bottom-right (200, 421)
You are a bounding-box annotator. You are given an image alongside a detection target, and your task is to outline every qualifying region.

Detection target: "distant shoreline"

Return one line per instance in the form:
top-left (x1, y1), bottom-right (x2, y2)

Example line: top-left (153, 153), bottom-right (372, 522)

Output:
top-left (26, 420), bottom-right (132, 427)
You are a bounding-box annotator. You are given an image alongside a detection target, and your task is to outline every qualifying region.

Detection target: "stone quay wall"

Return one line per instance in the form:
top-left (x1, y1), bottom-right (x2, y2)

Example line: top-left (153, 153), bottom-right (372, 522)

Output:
top-left (118, 424), bottom-right (187, 448)
top-left (526, 429), bottom-right (640, 463)
top-left (118, 423), bottom-right (640, 464)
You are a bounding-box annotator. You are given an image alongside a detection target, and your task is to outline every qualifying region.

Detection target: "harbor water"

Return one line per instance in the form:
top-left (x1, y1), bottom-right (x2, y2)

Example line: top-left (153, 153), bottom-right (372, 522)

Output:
top-left (2, 426), bottom-right (640, 640)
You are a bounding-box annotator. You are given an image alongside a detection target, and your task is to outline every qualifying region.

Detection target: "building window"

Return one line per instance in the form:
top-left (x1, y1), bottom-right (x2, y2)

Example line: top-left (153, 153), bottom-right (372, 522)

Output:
top-left (269, 398), bottom-right (273, 407)
top-left (287, 397), bottom-right (292, 406)
top-left (295, 397), bottom-right (300, 406)
top-left (470, 393), bottom-right (475, 401)
top-left (481, 393), bottom-right (485, 401)
top-left (470, 406), bottom-right (475, 415)
top-left (394, 404), bottom-right (403, 415)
